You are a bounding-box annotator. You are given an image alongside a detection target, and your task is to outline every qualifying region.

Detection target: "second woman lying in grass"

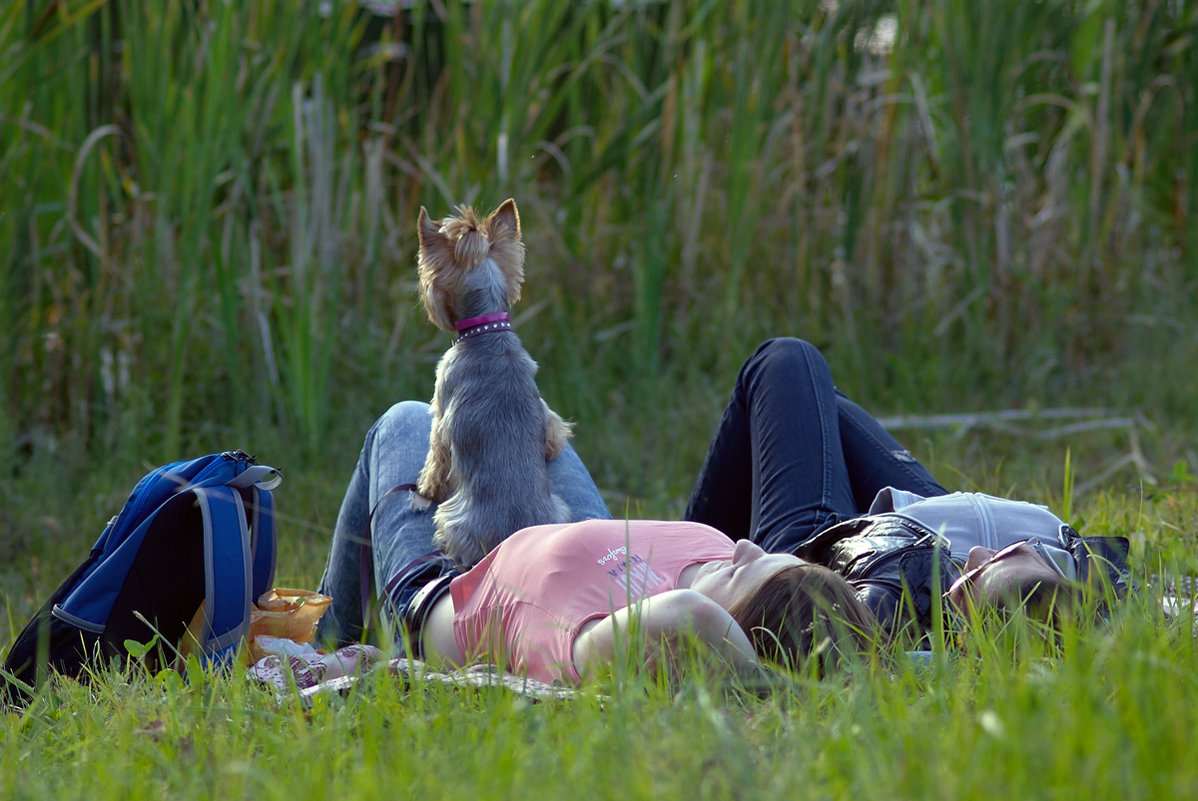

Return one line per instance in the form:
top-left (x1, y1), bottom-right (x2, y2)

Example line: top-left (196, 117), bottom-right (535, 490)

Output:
top-left (413, 518), bottom-right (876, 683)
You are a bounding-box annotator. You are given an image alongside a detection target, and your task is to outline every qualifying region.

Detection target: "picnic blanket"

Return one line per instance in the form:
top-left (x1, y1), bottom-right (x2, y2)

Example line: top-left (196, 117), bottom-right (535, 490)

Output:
top-left (246, 643), bottom-right (582, 705)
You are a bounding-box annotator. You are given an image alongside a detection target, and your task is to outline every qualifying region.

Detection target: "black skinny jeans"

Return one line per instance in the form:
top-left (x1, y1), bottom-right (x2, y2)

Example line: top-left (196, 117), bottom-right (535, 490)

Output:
top-left (685, 338), bottom-right (948, 554)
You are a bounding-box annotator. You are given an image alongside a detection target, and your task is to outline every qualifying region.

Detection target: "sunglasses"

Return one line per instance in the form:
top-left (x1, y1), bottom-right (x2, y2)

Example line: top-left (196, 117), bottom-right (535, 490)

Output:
top-left (944, 538), bottom-right (1074, 602)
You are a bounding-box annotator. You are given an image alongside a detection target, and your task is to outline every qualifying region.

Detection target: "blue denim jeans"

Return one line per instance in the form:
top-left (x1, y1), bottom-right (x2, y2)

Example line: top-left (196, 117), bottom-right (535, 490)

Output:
top-left (685, 338), bottom-right (947, 554)
top-left (315, 400), bottom-right (612, 646)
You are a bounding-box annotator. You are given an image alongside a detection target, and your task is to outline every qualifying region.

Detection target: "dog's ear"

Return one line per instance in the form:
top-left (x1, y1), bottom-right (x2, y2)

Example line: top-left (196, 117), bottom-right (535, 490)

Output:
top-left (418, 207), bottom-right (449, 252)
top-left (417, 207), bottom-right (458, 331)
top-left (422, 282), bottom-right (456, 331)
top-left (487, 199), bottom-right (525, 304)
top-left (490, 199), bottom-right (521, 241)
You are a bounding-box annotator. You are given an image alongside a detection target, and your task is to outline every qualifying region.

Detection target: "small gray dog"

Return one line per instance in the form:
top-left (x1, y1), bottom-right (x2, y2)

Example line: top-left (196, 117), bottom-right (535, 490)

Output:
top-left (413, 198), bottom-right (572, 567)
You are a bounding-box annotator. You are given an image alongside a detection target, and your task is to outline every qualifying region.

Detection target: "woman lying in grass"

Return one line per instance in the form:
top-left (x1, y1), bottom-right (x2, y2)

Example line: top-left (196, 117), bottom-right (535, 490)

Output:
top-left (417, 520), bottom-right (874, 682)
top-left (683, 338), bottom-right (1132, 636)
top-left (314, 399), bottom-right (875, 684)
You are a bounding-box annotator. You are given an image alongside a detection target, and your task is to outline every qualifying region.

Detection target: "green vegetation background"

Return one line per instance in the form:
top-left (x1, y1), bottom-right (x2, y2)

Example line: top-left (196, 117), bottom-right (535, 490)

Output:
top-left (2, 2), bottom-right (1197, 798)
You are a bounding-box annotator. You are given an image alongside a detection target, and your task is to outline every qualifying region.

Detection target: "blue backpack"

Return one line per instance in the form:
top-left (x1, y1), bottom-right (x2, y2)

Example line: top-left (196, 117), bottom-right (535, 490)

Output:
top-left (3, 450), bottom-right (281, 702)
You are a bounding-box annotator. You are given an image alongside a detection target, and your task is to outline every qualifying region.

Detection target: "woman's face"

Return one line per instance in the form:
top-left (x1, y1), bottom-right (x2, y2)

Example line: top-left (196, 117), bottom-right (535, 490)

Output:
top-left (689, 539), bottom-right (804, 609)
top-left (945, 543), bottom-right (1069, 615)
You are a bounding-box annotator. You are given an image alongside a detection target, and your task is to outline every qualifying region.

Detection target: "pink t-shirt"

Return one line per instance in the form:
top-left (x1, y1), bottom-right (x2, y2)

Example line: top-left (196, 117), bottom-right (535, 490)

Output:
top-left (450, 519), bottom-right (734, 684)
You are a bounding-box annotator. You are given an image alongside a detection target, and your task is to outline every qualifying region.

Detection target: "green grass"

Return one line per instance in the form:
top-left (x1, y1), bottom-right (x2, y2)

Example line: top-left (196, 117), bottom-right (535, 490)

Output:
top-left (4, 577), bottom-right (1198, 801)
top-left (3, 1), bottom-right (1198, 798)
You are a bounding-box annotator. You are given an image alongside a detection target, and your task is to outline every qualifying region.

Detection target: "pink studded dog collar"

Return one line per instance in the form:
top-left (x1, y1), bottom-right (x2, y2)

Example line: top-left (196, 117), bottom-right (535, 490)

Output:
top-left (455, 312), bottom-right (512, 343)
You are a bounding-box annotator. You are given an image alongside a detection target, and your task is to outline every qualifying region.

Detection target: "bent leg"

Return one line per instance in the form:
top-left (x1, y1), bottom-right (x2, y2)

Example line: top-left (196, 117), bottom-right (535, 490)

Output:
top-left (686, 338), bottom-right (858, 553)
top-left (315, 400), bottom-right (433, 645)
top-left (836, 393), bottom-right (948, 509)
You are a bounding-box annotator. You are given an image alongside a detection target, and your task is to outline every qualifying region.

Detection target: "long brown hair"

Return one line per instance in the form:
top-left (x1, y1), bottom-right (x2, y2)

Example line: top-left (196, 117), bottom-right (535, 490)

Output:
top-left (726, 563), bottom-right (878, 674)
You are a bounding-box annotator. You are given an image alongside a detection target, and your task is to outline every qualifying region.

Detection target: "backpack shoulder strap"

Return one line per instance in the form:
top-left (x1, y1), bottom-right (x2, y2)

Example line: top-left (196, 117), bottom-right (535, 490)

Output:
top-left (225, 462), bottom-right (280, 597)
top-left (190, 485), bottom-right (253, 666)
top-left (248, 486), bottom-right (276, 598)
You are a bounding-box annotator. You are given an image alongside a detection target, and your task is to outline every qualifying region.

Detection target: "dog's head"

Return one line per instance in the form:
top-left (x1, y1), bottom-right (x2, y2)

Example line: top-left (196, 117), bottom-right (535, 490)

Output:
top-left (416, 198), bottom-right (526, 333)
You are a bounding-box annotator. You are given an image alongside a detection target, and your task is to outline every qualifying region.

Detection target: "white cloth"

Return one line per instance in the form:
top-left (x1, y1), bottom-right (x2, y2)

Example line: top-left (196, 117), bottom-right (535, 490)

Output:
top-left (247, 643), bottom-right (384, 691)
top-left (867, 488), bottom-right (1072, 565)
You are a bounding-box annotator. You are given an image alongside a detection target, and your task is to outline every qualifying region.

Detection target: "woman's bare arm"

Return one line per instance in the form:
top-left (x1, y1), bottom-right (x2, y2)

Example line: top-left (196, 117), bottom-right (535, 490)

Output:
top-left (572, 589), bottom-right (762, 680)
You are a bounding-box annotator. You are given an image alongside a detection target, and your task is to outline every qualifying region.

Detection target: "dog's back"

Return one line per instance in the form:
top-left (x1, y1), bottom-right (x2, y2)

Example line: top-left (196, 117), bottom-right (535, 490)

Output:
top-left (431, 331), bottom-right (570, 566)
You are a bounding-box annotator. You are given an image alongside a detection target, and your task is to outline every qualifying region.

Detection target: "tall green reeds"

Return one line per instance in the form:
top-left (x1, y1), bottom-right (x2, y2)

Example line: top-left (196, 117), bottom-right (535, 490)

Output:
top-left (1, 0), bottom-right (1194, 481)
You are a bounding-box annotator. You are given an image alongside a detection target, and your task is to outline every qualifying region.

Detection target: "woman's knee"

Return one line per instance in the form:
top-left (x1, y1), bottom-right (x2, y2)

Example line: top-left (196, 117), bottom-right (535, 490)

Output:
top-left (365, 400), bottom-right (432, 453)
top-left (379, 400), bottom-right (432, 428)
top-left (743, 337), bottom-right (831, 384)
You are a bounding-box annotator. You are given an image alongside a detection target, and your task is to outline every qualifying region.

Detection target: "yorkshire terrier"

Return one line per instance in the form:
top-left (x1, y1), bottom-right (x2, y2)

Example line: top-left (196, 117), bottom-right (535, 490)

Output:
top-left (413, 198), bottom-right (572, 567)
